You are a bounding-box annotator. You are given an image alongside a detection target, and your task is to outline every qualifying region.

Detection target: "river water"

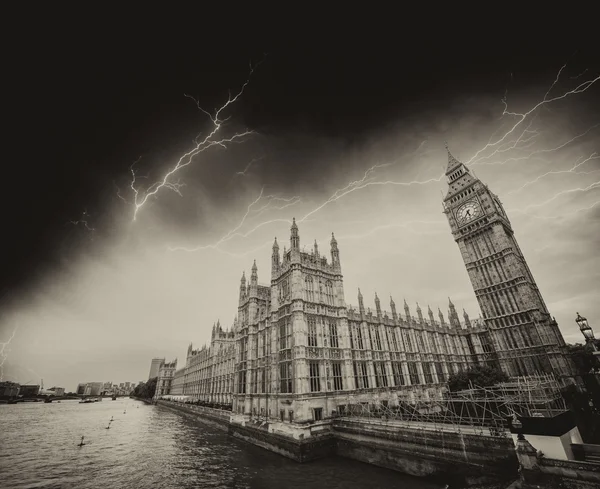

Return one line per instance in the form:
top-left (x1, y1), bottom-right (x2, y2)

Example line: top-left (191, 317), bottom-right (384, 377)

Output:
top-left (0, 399), bottom-right (441, 489)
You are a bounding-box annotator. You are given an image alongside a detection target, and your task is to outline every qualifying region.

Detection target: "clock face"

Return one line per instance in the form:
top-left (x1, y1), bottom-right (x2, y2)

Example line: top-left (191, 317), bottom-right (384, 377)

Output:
top-left (456, 200), bottom-right (481, 225)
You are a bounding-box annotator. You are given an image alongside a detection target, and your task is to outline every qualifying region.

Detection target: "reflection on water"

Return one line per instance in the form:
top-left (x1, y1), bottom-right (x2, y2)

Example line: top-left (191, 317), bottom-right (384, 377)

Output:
top-left (0, 399), bottom-right (441, 489)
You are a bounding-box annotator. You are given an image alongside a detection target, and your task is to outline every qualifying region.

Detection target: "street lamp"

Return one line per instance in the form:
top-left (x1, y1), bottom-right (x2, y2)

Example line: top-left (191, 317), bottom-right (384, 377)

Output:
top-left (576, 313), bottom-right (596, 348)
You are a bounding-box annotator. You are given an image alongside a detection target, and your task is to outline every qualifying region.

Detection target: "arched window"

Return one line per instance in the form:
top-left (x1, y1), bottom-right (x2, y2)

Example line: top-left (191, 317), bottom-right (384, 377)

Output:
top-left (305, 275), bottom-right (314, 302)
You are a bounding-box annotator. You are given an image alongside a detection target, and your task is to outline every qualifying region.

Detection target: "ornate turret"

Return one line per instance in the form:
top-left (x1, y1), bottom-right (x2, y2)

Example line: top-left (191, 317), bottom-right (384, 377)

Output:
top-left (251, 260), bottom-right (258, 287)
top-left (428, 305), bottom-right (435, 326)
top-left (448, 297), bottom-right (460, 328)
top-left (290, 218), bottom-right (300, 251)
top-left (404, 299), bottom-right (411, 321)
top-left (375, 292), bottom-right (381, 318)
top-left (239, 271), bottom-right (246, 302)
top-left (313, 239), bottom-right (319, 257)
top-left (211, 322), bottom-right (216, 339)
top-left (416, 302), bottom-right (423, 323)
top-left (438, 308), bottom-right (446, 327)
top-left (358, 288), bottom-right (365, 315)
top-left (463, 309), bottom-right (472, 328)
top-left (272, 237), bottom-right (280, 268)
top-left (390, 296), bottom-right (398, 321)
top-left (330, 232), bottom-right (340, 267)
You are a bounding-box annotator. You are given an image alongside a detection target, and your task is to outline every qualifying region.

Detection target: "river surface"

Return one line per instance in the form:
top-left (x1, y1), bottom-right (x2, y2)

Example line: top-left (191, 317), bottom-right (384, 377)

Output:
top-left (0, 399), bottom-right (442, 489)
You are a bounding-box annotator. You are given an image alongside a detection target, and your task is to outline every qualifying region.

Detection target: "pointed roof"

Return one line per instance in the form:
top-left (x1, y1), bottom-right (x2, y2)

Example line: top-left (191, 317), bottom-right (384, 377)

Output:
top-left (272, 237), bottom-right (279, 249)
top-left (445, 142), bottom-right (463, 174)
top-left (330, 232), bottom-right (337, 246)
top-left (390, 295), bottom-right (395, 306)
top-left (251, 260), bottom-right (257, 273)
top-left (291, 217), bottom-right (298, 230)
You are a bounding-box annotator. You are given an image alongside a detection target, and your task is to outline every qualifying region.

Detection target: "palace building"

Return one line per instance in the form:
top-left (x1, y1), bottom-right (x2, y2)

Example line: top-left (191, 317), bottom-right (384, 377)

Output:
top-left (155, 148), bottom-right (574, 425)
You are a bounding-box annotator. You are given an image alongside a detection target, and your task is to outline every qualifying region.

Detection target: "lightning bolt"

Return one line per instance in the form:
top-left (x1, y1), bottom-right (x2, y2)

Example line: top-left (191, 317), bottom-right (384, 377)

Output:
top-left (68, 210), bottom-right (95, 232)
top-left (467, 64), bottom-right (599, 165)
top-left (507, 152), bottom-right (600, 195)
top-left (128, 60), bottom-right (263, 221)
top-left (472, 124), bottom-right (600, 167)
top-left (235, 156), bottom-right (264, 176)
top-left (0, 326), bottom-right (18, 382)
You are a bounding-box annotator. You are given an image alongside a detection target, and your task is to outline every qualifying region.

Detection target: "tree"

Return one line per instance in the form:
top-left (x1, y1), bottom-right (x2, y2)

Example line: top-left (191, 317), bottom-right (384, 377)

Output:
top-left (448, 364), bottom-right (509, 392)
top-left (132, 377), bottom-right (157, 399)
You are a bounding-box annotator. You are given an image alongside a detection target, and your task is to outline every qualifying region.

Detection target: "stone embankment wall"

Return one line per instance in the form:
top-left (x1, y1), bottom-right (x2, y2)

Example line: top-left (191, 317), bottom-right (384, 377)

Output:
top-left (333, 419), bottom-right (518, 487)
top-left (156, 400), bottom-right (230, 431)
top-left (156, 402), bottom-right (519, 487)
top-left (521, 456), bottom-right (600, 488)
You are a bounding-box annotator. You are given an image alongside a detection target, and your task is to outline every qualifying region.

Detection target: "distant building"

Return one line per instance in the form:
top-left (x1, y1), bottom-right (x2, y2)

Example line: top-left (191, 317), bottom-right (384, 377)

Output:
top-left (48, 387), bottom-right (65, 396)
top-left (154, 359), bottom-right (177, 400)
top-left (82, 382), bottom-right (103, 396)
top-left (76, 383), bottom-right (86, 395)
top-left (0, 381), bottom-right (20, 398)
top-left (148, 358), bottom-right (164, 380)
top-left (19, 385), bottom-right (40, 397)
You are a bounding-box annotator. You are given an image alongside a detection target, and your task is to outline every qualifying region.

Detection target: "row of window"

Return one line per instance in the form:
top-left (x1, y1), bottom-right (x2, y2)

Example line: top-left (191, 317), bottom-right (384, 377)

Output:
top-left (237, 360), bottom-right (457, 395)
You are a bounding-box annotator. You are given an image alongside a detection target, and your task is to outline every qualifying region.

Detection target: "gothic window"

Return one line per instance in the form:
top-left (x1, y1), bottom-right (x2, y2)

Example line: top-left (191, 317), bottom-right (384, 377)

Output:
top-left (305, 275), bottom-right (315, 302)
top-left (429, 333), bottom-right (438, 353)
top-left (325, 280), bottom-right (334, 305)
top-left (374, 329), bottom-right (382, 350)
top-left (374, 362), bottom-right (388, 387)
top-left (353, 361), bottom-right (369, 389)
top-left (279, 361), bottom-right (292, 393)
top-left (329, 321), bottom-right (339, 348)
top-left (367, 328), bottom-right (374, 350)
top-left (407, 362), bottom-right (420, 385)
top-left (390, 328), bottom-right (399, 351)
top-left (309, 362), bottom-right (321, 392)
top-left (261, 331), bottom-right (266, 357)
top-left (466, 336), bottom-right (476, 355)
top-left (349, 325), bottom-right (355, 349)
top-left (308, 315), bottom-right (318, 347)
top-left (313, 407), bottom-right (323, 421)
top-left (279, 318), bottom-right (292, 350)
top-left (261, 368), bottom-right (266, 393)
top-left (355, 324), bottom-right (364, 349)
top-left (238, 370), bottom-right (246, 394)
top-left (435, 362), bottom-right (445, 382)
top-left (332, 362), bottom-right (343, 391)
top-left (403, 330), bottom-right (413, 352)
top-left (392, 362), bottom-right (405, 386)
top-left (422, 362), bottom-right (433, 384)
top-left (417, 332), bottom-right (426, 352)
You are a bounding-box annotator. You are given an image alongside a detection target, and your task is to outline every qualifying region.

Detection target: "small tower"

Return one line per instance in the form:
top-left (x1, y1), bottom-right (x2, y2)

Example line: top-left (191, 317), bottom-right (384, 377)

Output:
top-left (251, 260), bottom-right (258, 287)
top-left (404, 299), bottom-right (411, 322)
top-left (448, 297), bottom-right (460, 328)
top-left (314, 239), bottom-right (319, 257)
top-left (390, 296), bottom-right (398, 321)
top-left (272, 237), bottom-right (280, 268)
top-left (438, 308), bottom-right (446, 327)
top-left (290, 218), bottom-right (300, 251)
top-left (358, 288), bottom-right (365, 315)
top-left (239, 271), bottom-right (246, 302)
top-left (211, 322), bottom-right (216, 339)
top-left (416, 302), bottom-right (424, 323)
top-left (330, 232), bottom-right (340, 268)
top-left (375, 292), bottom-right (382, 318)
top-left (463, 309), bottom-right (472, 328)
top-left (428, 305), bottom-right (435, 326)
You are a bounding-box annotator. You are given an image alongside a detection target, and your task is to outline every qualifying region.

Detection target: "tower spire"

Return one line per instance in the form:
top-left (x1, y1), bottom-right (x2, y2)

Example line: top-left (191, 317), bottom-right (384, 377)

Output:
top-left (445, 142), bottom-right (464, 174)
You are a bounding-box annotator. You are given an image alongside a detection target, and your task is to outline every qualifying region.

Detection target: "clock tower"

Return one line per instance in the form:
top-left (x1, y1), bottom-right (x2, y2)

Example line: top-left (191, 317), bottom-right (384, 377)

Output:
top-left (442, 145), bottom-right (573, 379)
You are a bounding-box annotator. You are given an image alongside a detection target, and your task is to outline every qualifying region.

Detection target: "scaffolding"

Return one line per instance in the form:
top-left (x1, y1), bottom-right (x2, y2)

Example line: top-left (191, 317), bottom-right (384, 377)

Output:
top-left (336, 374), bottom-right (567, 437)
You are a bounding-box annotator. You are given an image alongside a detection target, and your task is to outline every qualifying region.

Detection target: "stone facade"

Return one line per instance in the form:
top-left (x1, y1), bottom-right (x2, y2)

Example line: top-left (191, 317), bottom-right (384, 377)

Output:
top-left (181, 322), bottom-right (236, 404)
top-left (442, 146), bottom-right (574, 379)
top-left (154, 359), bottom-right (177, 399)
top-left (156, 149), bottom-right (574, 426)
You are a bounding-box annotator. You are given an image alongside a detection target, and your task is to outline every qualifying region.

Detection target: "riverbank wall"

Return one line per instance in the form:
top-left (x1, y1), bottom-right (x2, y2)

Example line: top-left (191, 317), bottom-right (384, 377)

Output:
top-left (156, 400), bottom-right (518, 487)
top-left (156, 400), bottom-right (230, 431)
